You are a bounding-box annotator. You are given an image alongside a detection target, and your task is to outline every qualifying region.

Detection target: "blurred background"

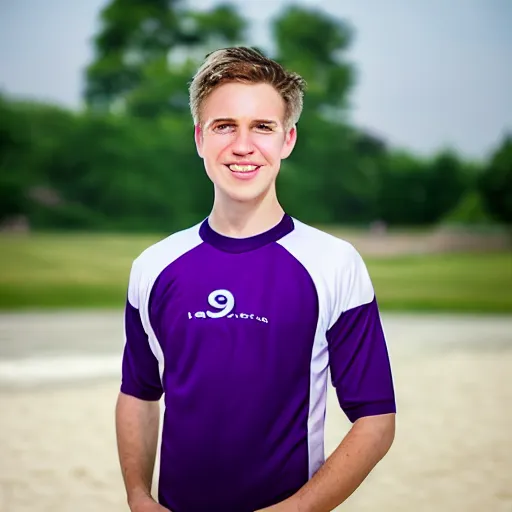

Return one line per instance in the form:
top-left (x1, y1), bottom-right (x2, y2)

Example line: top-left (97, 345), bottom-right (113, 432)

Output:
top-left (0, 1), bottom-right (511, 511)
top-left (0, 0), bottom-right (511, 312)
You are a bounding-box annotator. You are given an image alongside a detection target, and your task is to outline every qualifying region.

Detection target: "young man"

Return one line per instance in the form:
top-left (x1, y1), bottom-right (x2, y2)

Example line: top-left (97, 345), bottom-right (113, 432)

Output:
top-left (116, 47), bottom-right (396, 512)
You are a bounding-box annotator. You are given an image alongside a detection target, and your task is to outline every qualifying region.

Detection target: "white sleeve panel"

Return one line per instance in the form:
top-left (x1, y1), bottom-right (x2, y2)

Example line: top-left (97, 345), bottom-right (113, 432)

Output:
top-left (279, 219), bottom-right (375, 330)
top-left (126, 223), bottom-right (203, 376)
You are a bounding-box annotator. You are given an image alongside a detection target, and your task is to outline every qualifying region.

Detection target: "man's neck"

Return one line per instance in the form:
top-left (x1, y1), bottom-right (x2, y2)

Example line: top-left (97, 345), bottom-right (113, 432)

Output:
top-left (208, 190), bottom-right (285, 239)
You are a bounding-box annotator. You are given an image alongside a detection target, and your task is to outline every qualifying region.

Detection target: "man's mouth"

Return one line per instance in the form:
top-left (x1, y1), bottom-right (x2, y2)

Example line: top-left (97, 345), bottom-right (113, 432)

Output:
top-left (227, 164), bottom-right (260, 173)
top-left (226, 164), bottom-right (261, 180)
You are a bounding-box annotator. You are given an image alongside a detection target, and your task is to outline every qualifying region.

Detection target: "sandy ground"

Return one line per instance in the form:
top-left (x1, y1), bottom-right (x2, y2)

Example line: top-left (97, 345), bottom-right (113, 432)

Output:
top-left (0, 312), bottom-right (511, 512)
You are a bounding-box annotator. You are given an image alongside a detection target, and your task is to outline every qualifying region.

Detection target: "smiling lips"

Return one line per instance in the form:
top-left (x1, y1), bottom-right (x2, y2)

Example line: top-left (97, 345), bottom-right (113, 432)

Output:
top-left (227, 163), bottom-right (262, 180)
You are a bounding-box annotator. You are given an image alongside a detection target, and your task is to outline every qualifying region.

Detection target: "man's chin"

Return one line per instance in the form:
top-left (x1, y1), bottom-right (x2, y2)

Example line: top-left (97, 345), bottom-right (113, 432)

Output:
top-left (217, 183), bottom-right (271, 205)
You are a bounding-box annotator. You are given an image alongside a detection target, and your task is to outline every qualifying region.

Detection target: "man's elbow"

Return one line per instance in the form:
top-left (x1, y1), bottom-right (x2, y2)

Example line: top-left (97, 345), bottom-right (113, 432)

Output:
top-left (356, 412), bottom-right (396, 459)
top-left (379, 413), bottom-right (396, 456)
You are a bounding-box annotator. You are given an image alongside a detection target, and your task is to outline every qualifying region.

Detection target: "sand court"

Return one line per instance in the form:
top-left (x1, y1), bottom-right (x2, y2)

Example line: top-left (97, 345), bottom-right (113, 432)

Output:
top-left (0, 312), bottom-right (511, 512)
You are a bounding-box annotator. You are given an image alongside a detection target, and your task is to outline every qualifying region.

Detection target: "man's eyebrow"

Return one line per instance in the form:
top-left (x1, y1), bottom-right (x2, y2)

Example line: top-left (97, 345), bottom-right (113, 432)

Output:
top-left (205, 117), bottom-right (236, 129)
top-left (253, 119), bottom-right (278, 125)
top-left (204, 118), bottom-right (281, 129)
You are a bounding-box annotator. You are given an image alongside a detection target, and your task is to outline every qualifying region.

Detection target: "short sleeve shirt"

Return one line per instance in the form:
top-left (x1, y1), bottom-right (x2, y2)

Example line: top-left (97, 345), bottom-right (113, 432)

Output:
top-left (121, 214), bottom-right (396, 512)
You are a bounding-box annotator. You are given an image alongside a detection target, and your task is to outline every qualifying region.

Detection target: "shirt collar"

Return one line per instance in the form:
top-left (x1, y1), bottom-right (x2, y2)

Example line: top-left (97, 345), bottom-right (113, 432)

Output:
top-left (199, 214), bottom-right (295, 253)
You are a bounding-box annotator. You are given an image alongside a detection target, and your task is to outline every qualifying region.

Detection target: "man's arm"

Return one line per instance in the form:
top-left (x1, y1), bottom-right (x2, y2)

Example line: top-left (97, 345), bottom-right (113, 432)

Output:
top-left (118, 261), bottom-right (167, 511)
top-left (260, 246), bottom-right (396, 512)
top-left (259, 413), bottom-right (395, 512)
top-left (115, 392), bottom-right (167, 511)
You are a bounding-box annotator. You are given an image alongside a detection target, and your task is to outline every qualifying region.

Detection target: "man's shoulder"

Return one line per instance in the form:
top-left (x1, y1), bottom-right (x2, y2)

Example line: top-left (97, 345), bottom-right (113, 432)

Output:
top-left (287, 218), bottom-right (374, 314)
top-left (286, 217), bottom-right (362, 268)
top-left (132, 221), bottom-right (203, 275)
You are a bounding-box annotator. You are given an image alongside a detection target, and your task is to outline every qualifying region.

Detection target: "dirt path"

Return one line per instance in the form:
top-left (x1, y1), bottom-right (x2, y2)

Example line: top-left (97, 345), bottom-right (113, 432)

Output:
top-left (0, 312), bottom-right (511, 511)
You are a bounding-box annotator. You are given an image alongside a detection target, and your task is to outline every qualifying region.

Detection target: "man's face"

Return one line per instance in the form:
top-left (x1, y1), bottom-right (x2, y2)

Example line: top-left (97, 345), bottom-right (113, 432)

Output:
top-left (195, 82), bottom-right (297, 204)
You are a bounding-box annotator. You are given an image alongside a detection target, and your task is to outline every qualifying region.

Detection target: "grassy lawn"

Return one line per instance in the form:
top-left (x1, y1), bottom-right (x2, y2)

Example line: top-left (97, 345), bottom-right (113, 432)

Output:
top-left (365, 253), bottom-right (511, 313)
top-left (0, 232), bottom-right (511, 313)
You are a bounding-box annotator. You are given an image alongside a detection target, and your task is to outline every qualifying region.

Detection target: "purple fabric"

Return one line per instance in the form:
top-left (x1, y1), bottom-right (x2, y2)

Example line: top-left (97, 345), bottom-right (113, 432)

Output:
top-left (149, 239), bottom-right (319, 511)
top-left (121, 300), bottom-right (163, 401)
top-left (120, 215), bottom-right (396, 511)
top-left (327, 297), bottom-right (396, 423)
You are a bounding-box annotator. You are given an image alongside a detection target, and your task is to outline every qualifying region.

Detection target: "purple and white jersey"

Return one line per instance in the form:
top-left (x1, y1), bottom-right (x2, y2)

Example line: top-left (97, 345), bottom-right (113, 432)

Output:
top-left (121, 214), bottom-right (395, 512)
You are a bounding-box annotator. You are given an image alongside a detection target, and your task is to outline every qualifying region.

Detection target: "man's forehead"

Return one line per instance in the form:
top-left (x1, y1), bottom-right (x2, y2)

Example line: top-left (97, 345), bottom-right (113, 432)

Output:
top-left (200, 82), bottom-right (286, 127)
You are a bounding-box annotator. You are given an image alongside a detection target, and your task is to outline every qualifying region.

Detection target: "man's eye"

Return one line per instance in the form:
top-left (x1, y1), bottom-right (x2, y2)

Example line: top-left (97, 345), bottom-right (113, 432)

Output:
top-left (256, 124), bottom-right (272, 131)
top-left (214, 124), bottom-right (234, 132)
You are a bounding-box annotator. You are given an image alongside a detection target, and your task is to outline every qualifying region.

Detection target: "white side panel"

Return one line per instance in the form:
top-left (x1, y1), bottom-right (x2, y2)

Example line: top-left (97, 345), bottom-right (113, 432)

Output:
top-left (278, 218), bottom-right (374, 478)
top-left (129, 223), bottom-right (203, 381)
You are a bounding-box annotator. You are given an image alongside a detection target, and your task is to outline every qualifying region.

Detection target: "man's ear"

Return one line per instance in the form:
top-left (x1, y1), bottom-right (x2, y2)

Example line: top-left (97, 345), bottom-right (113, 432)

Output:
top-left (280, 125), bottom-right (297, 160)
top-left (194, 124), bottom-right (203, 158)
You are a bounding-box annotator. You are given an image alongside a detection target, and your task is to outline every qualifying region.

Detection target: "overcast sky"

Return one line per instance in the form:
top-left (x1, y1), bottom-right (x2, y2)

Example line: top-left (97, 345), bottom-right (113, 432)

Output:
top-left (0, 0), bottom-right (511, 159)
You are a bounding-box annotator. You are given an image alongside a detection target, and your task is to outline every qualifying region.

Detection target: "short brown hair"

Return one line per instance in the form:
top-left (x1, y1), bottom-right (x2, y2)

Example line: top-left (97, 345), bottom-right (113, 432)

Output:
top-left (189, 47), bottom-right (307, 130)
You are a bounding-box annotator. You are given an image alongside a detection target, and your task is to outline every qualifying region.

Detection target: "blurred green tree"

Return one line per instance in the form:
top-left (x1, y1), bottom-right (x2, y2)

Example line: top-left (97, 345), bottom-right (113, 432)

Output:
top-left (85, 0), bottom-right (246, 118)
top-left (271, 6), bottom-right (371, 224)
top-left (479, 134), bottom-right (512, 225)
top-left (377, 150), bottom-right (430, 225)
top-left (0, 95), bottom-right (30, 220)
top-left (0, 4), bottom-right (491, 232)
top-left (424, 150), bottom-right (467, 223)
top-left (0, 96), bottom-right (80, 224)
top-left (272, 5), bottom-right (354, 113)
top-left (85, 0), bottom-right (181, 111)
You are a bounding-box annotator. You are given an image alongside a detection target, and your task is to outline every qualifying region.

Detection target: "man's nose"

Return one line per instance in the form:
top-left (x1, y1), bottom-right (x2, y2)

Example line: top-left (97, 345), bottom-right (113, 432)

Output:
top-left (231, 128), bottom-right (254, 155)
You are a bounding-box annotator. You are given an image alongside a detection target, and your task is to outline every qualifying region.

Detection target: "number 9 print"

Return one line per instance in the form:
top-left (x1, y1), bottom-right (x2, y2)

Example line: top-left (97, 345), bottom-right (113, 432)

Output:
top-left (206, 289), bottom-right (235, 318)
top-left (187, 289), bottom-right (268, 323)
